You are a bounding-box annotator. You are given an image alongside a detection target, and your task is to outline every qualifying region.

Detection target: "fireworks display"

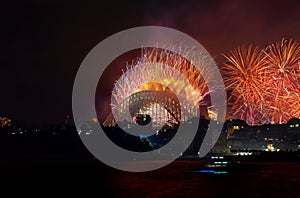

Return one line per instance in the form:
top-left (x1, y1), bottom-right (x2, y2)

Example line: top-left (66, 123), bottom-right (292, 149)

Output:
top-left (223, 38), bottom-right (300, 125)
top-left (108, 47), bottom-right (215, 127)
top-left (106, 38), bottom-right (299, 127)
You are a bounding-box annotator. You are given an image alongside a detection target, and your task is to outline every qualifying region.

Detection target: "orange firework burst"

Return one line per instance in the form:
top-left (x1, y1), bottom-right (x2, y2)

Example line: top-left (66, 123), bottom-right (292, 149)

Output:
top-left (222, 45), bottom-right (269, 125)
top-left (223, 38), bottom-right (300, 125)
top-left (263, 38), bottom-right (300, 124)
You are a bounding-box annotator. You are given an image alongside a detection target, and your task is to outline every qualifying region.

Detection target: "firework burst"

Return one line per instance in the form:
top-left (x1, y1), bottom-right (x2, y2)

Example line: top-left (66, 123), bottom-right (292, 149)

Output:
top-left (107, 47), bottom-right (216, 126)
top-left (222, 45), bottom-right (269, 125)
top-left (263, 38), bottom-right (300, 124)
top-left (112, 47), bottom-right (213, 105)
top-left (223, 38), bottom-right (300, 125)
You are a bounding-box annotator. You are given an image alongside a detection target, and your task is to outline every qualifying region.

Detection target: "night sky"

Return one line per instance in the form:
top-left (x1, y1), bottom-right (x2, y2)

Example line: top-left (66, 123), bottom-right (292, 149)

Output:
top-left (1, 0), bottom-right (299, 125)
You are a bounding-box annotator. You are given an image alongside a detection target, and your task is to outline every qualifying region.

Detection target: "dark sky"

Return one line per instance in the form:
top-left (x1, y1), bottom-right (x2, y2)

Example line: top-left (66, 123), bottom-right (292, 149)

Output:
top-left (1, 0), bottom-right (299, 125)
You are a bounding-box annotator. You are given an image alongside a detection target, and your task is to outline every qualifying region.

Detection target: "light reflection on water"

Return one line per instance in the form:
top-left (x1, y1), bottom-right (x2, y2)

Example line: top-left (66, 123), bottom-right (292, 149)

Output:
top-left (103, 161), bottom-right (300, 197)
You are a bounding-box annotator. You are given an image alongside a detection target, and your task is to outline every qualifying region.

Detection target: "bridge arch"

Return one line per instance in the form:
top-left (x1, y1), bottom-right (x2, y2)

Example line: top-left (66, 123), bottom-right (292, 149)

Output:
top-left (103, 90), bottom-right (201, 128)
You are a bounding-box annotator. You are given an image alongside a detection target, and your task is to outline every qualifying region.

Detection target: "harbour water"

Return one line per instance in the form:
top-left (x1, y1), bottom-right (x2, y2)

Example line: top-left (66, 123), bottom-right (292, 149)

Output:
top-left (1, 159), bottom-right (299, 197)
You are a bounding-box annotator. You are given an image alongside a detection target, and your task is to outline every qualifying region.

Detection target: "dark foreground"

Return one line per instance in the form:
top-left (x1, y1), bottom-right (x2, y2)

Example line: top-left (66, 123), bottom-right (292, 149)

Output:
top-left (0, 158), bottom-right (299, 197)
top-left (0, 132), bottom-right (299, 197)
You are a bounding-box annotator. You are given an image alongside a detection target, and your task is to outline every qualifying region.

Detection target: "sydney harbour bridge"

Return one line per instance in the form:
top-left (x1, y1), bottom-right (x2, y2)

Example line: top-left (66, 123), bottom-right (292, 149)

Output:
top-left (103, 47), bottom-right (214, 129)
top-left (103, 89), bottom-right (209, 129)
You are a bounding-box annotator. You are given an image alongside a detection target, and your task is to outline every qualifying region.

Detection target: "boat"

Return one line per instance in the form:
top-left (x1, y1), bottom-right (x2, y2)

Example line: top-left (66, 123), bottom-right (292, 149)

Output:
top-left (195, 155), bottom-right (264, 174)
